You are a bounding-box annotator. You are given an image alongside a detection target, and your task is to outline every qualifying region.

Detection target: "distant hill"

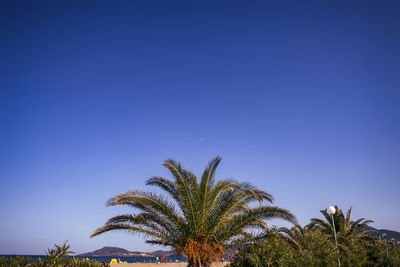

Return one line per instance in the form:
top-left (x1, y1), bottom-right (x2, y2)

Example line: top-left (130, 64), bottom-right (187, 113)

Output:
top-left (146, 250), bottom-right (177, 257)
top-left (78, 246), bottom-right (176, 257)
top-left (365, 225), bottom-right (400, 241)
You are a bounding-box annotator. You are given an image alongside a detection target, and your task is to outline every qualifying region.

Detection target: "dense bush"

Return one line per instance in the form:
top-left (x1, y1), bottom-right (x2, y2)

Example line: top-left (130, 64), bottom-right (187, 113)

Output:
top-left (229, 206), bottom-right (400, 267)
top-left (229, 234), bottom-right (294, 267)
top-left (0, 256), bottom-right (108, 267)
top-left (0, 242), bottom-right (109, 267)
top-left (228, 233), bottom-right (400, 267)
top-left (360, 240), bottom-right (400, 267)
top-left (294, 232), bottom-right (337, 267)
top-left (0, 255), bottom-right (35, 267)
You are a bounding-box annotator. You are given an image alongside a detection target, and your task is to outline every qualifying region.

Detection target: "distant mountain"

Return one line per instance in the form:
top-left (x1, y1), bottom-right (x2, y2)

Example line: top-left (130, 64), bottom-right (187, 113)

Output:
top-left (146, 250), bottom-right (177, 257)
top-left (364, 225), bottom-right (400, 241)
top-left (78, 246), bottom-right (176, 257)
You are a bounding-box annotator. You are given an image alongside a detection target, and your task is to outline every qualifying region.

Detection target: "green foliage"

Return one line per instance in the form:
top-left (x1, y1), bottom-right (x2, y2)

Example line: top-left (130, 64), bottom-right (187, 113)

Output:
top-left (46, 241), bottom-right (75, 265)
top-left (68, 257), bottom-right (108, 267)
top-left (229, 232), bottom-right (338, 267)
top-left (229, 234), bottom-right (295, 267)
top-left (294, 231), bottom-right (338, 267)
top-left (0, 256), bottom-right (106, 267)
top-left (361, 239), bottom-right (400, 267)
top-left (0, 242), bottom-right (107, 267)
top-left (0, 255), bottom-right (34, 267)
top-left (91, 157), bottom-right (296, 266)
top-left (311, 206), bottom-right (377, 246)
top-left (229, 233), bottom-right (400, 267)
top-left (0, 256), bottom-right (107, 267)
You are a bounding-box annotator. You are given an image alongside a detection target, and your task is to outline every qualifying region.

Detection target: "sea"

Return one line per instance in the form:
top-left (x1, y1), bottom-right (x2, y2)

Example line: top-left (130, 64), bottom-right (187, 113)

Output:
top-left (0, 255), bottom-right (187, 264)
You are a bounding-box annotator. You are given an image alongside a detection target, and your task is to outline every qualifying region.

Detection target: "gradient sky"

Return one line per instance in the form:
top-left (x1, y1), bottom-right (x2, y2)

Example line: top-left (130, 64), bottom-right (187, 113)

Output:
top-left (1, 0), bottom-right (400, 255)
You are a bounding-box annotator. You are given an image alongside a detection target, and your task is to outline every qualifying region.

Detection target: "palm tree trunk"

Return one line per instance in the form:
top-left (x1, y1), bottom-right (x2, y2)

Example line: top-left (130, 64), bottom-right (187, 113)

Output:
top-left (200, 259), bottom-right (211, 267)
top-left (187, 258), bottom-right (200, 267)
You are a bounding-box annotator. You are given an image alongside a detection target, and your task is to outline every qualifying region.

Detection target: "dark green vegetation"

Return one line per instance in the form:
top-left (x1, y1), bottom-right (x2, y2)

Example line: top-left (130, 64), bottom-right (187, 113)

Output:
top-left (230, 206), bottom-right (400, 267)
top-left (91, 157), bottom-right (296, 267)
top-left (310, 206), bottom-right (377, 243)
top-left (45, 241), bottom-right (75, 265)
top-left (0, 242), bottom-right (108, 267)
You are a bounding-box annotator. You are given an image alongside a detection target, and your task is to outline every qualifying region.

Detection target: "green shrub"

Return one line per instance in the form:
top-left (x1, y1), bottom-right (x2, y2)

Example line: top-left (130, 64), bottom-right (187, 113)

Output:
top-left (294, 232), bottom-right (337, 267)
top-left (0, 255), bottom-right (33, 267)
top-left (228, 231), bottom-right (400, 267)
top-left (229, 234), bottom-right (294, 267)
top-left (0, 256), bottom-right (107, 267)
top-left (0, 242), bottom-right (108, 267)
top-left (360, 240), bottom-right (400, 267)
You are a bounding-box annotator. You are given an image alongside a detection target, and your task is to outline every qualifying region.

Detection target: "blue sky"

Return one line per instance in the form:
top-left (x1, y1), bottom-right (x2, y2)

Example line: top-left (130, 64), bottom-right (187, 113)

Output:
top-left (1, 0), bottom-right (400, 255)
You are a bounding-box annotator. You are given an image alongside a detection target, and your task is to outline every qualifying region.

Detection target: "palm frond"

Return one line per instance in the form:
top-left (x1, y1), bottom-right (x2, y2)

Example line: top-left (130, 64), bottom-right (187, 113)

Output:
top-left (163, 159), bottom-right (198, 228)
top-left (217, 206), bottom-right (297, 241)
top-left (91, 223), bottom-right (164, 239)
top-left (106, 190), bottom-right (184, 230)
top-left (199, 156), bottom-right (221, 224)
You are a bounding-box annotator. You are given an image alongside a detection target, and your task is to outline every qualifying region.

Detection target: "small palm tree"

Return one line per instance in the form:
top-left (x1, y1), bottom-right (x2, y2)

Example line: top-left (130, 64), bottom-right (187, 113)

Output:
top-left (311, 206), bottom-right (377, 245)
top-left (279, 223), bottom-right (316, 249)
top-left (91, 157), bottom-right (296, 267)
top-left (46, 241), bottom-right (75, 265)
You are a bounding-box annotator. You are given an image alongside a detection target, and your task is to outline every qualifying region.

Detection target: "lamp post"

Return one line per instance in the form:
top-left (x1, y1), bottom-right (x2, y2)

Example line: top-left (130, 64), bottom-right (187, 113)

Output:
top-left (327, 206), bottom-right (340, 266)
top-left (391, 238), bottom-right (397, 263)
top-left (382, 233), bottom-right (388, 258)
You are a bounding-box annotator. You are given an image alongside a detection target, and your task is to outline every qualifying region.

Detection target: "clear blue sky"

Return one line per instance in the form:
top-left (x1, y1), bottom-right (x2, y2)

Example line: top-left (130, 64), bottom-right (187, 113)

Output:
top-left (1, 0), bottom-right (399, 255)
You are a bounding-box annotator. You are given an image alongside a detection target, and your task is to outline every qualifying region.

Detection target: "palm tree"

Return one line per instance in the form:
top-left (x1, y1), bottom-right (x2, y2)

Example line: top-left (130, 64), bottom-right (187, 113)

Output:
top-left (91, 157), bottom-right (296, 267)
top-left (311, 206), bottom-right (377, 245)
top-left (279, 223), bottom-right (316, 249)
top-left (46, 241), bottom-right (75, 265)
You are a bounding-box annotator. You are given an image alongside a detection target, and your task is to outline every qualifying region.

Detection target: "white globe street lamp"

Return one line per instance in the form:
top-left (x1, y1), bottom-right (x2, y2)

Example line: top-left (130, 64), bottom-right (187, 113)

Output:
top-left (327, 206), bottom-right (336, 215)
top-left (327, 206), bottom-right (340, 266)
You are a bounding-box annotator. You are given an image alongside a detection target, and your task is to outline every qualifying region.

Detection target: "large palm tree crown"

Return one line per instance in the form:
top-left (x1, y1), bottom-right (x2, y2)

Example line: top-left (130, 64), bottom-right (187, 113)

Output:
top-left (91, 157), bottom-right (296, 266)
